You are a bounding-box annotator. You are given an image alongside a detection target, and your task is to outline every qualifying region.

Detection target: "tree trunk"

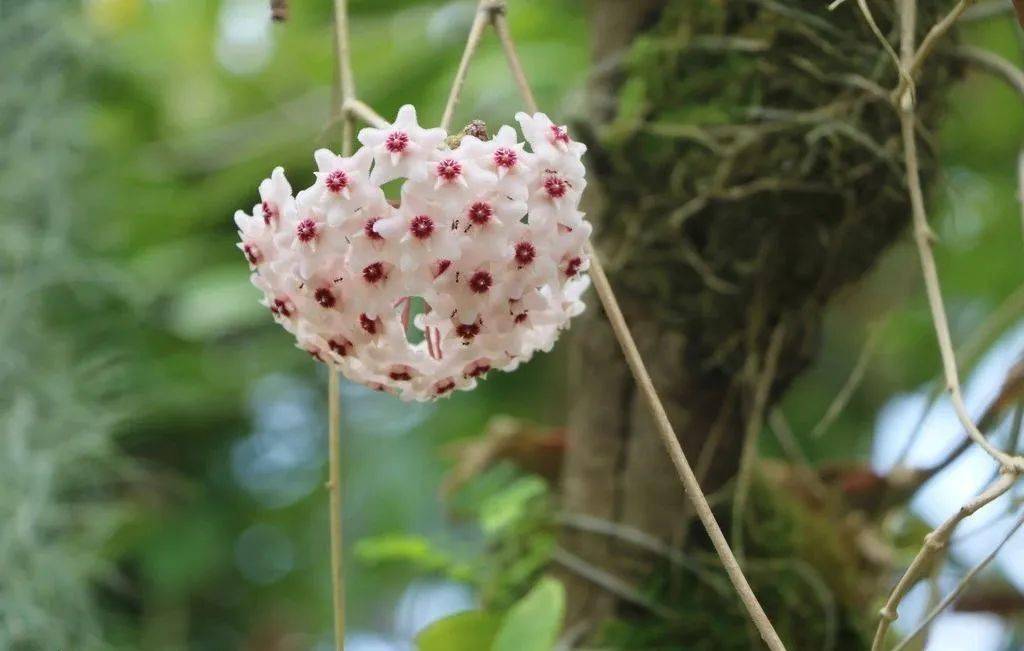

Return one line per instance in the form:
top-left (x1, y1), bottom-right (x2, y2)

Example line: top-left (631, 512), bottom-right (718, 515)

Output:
top-left (559, 1), bottom-right (954, 646)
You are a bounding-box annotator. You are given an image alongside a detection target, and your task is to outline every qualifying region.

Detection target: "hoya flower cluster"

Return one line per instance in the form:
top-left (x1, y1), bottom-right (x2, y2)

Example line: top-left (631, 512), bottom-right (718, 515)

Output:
top-left (235, 105), bottom-right (591, 401)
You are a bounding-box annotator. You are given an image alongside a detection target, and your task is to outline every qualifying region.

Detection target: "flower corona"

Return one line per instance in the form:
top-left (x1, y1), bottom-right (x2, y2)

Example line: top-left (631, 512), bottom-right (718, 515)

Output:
top-left (234, 106), bottom-right (591, 400)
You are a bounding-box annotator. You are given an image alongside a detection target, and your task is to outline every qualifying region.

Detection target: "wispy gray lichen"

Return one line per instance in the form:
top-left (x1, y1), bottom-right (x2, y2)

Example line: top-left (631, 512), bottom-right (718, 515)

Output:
top-left (0, 2), bottom-right (129, 649)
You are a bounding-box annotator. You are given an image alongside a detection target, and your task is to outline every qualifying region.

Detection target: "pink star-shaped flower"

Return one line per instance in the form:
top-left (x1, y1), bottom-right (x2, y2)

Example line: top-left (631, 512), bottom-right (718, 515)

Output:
top-left (357, 105), bottom-right (446, 184)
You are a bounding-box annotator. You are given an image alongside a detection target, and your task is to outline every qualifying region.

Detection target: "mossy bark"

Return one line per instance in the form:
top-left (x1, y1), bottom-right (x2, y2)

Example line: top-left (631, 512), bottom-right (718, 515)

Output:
top-left (559, 1), bottom-right (956, 647)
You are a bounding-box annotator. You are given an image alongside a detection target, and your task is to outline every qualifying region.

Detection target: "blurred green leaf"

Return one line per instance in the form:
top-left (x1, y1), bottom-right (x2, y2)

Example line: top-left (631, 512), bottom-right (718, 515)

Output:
top-left (492, 577), bottom-right (565, 651)
top-left (479, 475), bottom-right (547, 537)
top-left (168, 265), bottom-right (264, 339)
top-left (416, 610), bottom-right (501, 651)
top-left (355, 534), bottom-right (451, 573)
top-left (142, 511), bottom-right (229, 599)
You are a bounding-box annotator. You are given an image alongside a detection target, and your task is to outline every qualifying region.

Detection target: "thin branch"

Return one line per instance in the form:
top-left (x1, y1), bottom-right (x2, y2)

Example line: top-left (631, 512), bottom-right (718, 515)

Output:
top-left (694, 381), bottom-right (740, 487)
top-left (949, 45), bottom-right (1024, 243)
top-left (892, 508), bottom-right (1024, 651)
top-left (489, 9), bottom-right (786, 648)
top-left (959, 283), bottom-right (1024, 376)
top-left (853, 0), bottom-right (912, 95)
top-left (950, 407), bottom-right (1024, 545)
top-left (326, 371), bottom-right (345, 651)
top-left (678, 381), bottom-right (742, 551)
top-left (329, 2), bottom-right (357, 649)
top-left (872, 4), bottom-right (1023, 645)
top-left (811, 319), bottom-right (885, 439)
top-left (679, 241), bottom-right (740, 294)
top-left (962, 0), bottom-right (1014, 21)
top-left (896, 0), bottom-right (1022, 473)
top-left (583, 241), bottom-right (787, 649)
top-left (768, 409), bottom-right (829, 502)
top-left (333, 0), bottom-right (357, 152)
top-left (913, 357), bottom-right (1024, 488)
top-left (556, 512), bottom-right (732, 597)
top-left (893, 282), bottom-right (1024, 469)
top-left (589, 252), bottom-right (785, 645)
top-left (551, 546), bottom-right (679, 620)
top-left (893, 0), bottom-right (978, 102)
top-left (554, 619), bottom-right (592, 651)
top-left (439, 0), bottom-right (494, 132)
top-left (732, 324), bottom-right (786, 562)
top-left (872, 471), bottom-right (1018, 650)
top-left (491, 5), bottom-right (539, 115)
top-left (557, 513), bottom-right (694, 569)
top-left (343, 98), bottom-right (388, 128)
top-left (952, 45), bottom-right (1024, 98)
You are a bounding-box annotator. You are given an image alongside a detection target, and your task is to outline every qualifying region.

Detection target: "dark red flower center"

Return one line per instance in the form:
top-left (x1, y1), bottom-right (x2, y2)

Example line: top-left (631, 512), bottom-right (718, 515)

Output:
top-left (565, 256), bottom-right (583, 277)
top-left (436, 158), bottom-right (462, 181)
top-left (296, 218), bottom-right (318, 242)
top-left (434, 379), bottom-right (456, 395)
top-left (243, 243), bottom-right (261, 265)
top-left (468, 201), bottom-right (493, 225)
top-left (261, 201), bottom-right (277, 225)
top-left (468, 270), bottom-right (493, 294)
top-left (493, 147), bottom-right (517, 168)
top-left (389, 369), bottom-right (413, 381)
top-left (328, 338), bottom-right (351, 356)
top-left (514, 241), bottom-right (536, 267)
top-left (362, 262), bottom-right (386, 284)
top-left (271, 298), bottom-right (292, 318)
top-left (364, 216), bottom-right (384, 241)
top-left (433, 259), bottom-right (452, 278)
top-left (455, 322), bottom-right (480, 339)
top-left (359, 313), bottom-right (379, 334)
top-left (465, 363), bottom-right (490, 378)
top-left (325, 169), bottom-right (349, 193)
top-left (543, 175), bottom-right (568, 199)
top-left (314, 287), bottom-right (336, 308)
top-left (514, 312), bottom-right (528, 325)
top-left (385, 131), bottom-right (409, 153)
top-left (410, 214), bottom-right (434, 239)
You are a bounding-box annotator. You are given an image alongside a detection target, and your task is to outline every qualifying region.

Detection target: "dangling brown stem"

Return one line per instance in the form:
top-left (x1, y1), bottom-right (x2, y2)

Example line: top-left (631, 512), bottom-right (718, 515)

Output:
top-left (327, 1), bottom-right (356, 649)
top-left (326, 369), bottom-right (345, 651)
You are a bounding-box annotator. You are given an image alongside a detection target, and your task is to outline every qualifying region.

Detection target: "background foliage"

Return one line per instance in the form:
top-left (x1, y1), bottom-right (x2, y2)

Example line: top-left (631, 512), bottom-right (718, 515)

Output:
top-left (1, 0), bottom-right (1022, 649)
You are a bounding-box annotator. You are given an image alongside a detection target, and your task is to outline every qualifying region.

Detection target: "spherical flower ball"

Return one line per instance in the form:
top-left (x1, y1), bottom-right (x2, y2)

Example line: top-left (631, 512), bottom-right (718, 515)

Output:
top-left (234, 105), bottom-right (592, 401)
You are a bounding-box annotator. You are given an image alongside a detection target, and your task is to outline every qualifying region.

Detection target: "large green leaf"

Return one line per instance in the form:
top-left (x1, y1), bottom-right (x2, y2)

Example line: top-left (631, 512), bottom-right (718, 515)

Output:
top-left (492, 577), bottom-right (565, 651)
top-left (416, 610), bottom-right (501, 651)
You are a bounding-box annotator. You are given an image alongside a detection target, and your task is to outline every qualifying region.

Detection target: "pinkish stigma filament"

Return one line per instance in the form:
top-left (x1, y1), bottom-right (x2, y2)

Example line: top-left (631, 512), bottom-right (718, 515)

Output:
top-left (436, 159), bottom-right (462, 182)
top-left (543, 175), bottom-right (568, 199)
top-left (468, 202), bottom-right (493, 225)
top-left (314, 287), bottom-right (336, 308)
top-left (325, 169), bottom-right (349, 193)
top-left (296, 218), bottom-right (318, 242)
top-left (493, 147), bottom-right (517, 169)
top-left (468, 270), bottom-right (493, 294)
top-left (514, 241), bottom-right (536, 267)
top-left (385, 131), bottom-right (409, 153)
top-left (362, 262), bottom-right (386, 284)
top-left (410, 214), bottom-right (434, 239)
